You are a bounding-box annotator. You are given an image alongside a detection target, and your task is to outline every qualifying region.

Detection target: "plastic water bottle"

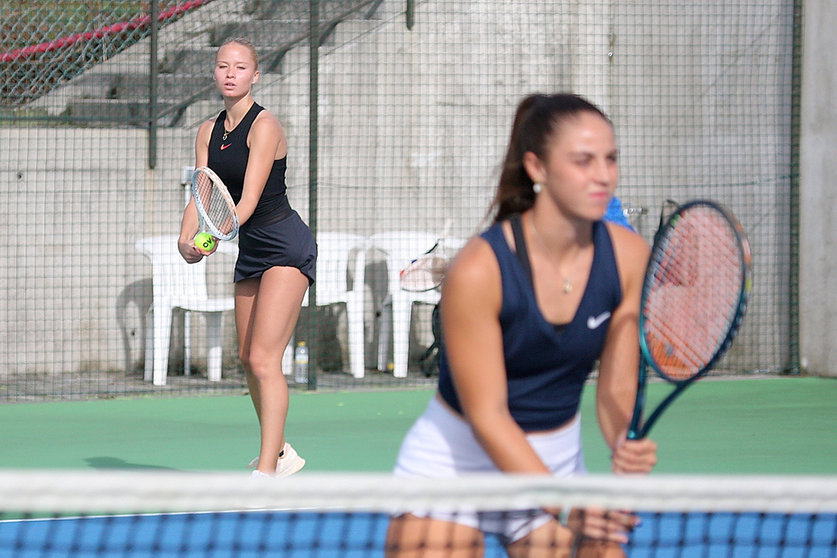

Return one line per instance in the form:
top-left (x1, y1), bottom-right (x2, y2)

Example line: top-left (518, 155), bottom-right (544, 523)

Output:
top-left (293, 341), bottom-right (309, 384)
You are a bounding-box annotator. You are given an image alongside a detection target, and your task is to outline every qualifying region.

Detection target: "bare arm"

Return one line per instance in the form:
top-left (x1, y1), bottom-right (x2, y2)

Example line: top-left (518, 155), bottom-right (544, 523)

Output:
top-left (177, 119), bottom-right (214, 262)
top-left (442, 237), bottom-right (551, 474)
top-left (596, 223), bottom-right (657, 474)
top-left (236, 111), bottom-right (286, 226)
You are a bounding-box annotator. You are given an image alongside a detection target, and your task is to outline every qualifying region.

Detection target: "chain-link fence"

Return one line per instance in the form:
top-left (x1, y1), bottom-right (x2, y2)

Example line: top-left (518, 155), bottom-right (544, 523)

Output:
top-left (0, 0), bottom-right (801, 400)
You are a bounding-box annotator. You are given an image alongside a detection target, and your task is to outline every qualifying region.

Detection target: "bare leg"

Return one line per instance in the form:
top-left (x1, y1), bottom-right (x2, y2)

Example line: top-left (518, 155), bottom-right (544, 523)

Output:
top-left (573, 540), bottom-right (625, 558)
top-left (506, 518), bottom-right (573, 558)
top-left (507, 517), bottom-right (626, 558)
top-left (385, 514), bottom-right (485, 558)
top-left (235, 266), bottom-right (308, 474)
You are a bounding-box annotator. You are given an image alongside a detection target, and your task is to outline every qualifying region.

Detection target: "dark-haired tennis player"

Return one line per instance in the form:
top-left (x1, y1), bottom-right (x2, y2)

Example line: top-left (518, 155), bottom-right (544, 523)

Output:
top-left (386, 93), bottom-right (657, 558)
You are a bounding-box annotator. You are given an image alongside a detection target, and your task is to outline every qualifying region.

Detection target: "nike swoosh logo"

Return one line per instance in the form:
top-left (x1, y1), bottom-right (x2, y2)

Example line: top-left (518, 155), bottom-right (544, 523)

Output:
top-left (220, 143), bottom-right (231, 150)
top-left (586, 312), bottom-right (611, 330)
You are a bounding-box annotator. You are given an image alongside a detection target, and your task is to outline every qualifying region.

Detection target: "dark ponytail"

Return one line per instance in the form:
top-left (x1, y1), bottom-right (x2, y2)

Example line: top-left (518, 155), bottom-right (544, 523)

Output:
top-left (488, 93), bottom-right (611, 223)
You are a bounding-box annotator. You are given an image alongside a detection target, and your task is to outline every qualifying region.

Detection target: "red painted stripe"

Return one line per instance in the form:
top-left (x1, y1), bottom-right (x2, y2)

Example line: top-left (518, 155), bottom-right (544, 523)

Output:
top-left (1, 0), bottom-right (211, 62)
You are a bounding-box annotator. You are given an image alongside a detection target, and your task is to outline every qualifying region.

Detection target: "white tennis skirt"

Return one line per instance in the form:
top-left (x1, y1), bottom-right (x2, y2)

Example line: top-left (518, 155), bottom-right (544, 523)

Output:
top-left (392, 395), bottom-right (586, 544)
top-left (394, 395), bottom-right (586, 477)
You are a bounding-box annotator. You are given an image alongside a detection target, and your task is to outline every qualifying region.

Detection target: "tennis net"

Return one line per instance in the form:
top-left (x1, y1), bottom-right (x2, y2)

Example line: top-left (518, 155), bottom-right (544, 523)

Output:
top-left (1, 471), bottom-right (835, 557)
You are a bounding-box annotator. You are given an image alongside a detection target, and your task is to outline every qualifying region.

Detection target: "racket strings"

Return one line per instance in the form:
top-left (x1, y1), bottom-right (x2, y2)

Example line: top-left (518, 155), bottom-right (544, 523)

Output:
top-left (399, 242), bottom-right (449, 292)
top-left (643, 208), bottom-right (745, 380)
top-left (194, 172), bottom-right (236, 237)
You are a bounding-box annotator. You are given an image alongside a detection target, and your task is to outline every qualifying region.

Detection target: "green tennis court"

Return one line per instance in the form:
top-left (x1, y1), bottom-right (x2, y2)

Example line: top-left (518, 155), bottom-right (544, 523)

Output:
top-left (1, 377), bottom-right (834, 474)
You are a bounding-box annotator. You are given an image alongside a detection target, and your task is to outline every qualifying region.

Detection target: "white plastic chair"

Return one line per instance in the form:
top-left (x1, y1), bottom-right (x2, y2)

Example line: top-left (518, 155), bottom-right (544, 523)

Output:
top-left (136, 235), bottom-right (236, 386)
top-left (371, 231), bottom-right (461, 378)
top-left (281, 232), bottom-right (369, 379)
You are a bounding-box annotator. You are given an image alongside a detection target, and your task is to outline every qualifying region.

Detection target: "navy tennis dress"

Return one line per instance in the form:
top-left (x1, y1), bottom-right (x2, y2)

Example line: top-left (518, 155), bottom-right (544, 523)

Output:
top-left (437, 217), bottom-right (622, 432)
top-left (207, 103), bottom-right (316, 284)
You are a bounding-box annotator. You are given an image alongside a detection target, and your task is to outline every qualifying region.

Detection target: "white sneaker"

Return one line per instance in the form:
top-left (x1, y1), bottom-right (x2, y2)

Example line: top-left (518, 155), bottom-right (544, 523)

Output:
top-left (276, 443), bottom-right (305, 478)
top-left (247, 443), bottom-right (305, 477)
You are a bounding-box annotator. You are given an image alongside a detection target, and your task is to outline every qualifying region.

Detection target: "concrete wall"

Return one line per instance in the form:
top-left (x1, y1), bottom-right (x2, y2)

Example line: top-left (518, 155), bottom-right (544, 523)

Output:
top-left (0, 127), bottom-right (213, 375)
top-left (799, 0), bottom-right (837, 377)
top-left (0, 0), bottom-right (813, 377)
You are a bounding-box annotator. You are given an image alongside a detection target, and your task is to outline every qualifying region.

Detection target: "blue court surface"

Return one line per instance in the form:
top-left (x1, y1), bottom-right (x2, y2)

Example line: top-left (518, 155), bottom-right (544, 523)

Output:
top-left (2, 510), bottom-right (835, 557)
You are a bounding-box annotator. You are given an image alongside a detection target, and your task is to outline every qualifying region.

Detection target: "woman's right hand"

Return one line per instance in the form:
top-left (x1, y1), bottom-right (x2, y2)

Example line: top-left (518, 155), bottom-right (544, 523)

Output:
top-left (548, 506), bottom-right (638, 546)
top-left (573, 507), bottom-right (638, 544)
top-left (177, 237), bottom-right (205, 264)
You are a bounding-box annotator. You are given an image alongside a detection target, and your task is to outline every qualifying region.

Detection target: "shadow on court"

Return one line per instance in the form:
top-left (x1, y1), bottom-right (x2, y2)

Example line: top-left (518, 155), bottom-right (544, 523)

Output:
top-left (85, 457), bottom-right (181, 471)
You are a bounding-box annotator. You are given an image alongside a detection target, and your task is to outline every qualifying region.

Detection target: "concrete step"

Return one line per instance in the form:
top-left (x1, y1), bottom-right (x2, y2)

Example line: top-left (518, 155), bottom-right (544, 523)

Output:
top-left (244, 0), bottom-right (374, 22)
top-left (160, 42), bottom-right (298, 76)
top-left (328, 17), bottom-right (383, 46)
top-left (53, 0), bottom-right (381, 127)
top-left (65, 99), bottom-right (182, 127)
top-left (244, 0), bottom-right (312, 20)
top-left (159, 47), bottom-right (217, 75)
top-left (209, 20), bottom-right (308, 48)
top-left (71, 73), bottom-right (217, 102)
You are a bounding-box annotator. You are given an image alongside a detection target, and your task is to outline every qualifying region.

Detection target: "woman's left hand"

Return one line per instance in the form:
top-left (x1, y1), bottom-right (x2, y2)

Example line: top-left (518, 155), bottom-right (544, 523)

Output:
top-left (610, 436), bottom-right (657, 475)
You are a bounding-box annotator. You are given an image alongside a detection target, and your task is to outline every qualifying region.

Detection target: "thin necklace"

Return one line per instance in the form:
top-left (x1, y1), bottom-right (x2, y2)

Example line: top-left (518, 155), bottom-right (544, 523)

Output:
top-left (222, 101), bottom-right (254, 141)
top-left (528, 213), bottom-right (583, 294)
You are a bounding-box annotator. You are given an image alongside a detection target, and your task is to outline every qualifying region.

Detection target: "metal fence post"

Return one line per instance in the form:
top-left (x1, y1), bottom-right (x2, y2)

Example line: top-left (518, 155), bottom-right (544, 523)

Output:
top-left (307, 0), bottom-right (320, 390)
top-left (148, 0), bottom-right (158, 169)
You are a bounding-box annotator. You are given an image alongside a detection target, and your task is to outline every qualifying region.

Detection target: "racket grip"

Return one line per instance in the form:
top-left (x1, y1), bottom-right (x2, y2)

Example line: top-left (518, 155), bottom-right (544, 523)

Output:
top-left (627, 379), bottom-right (646, 440)
top-left (627, 419), bottom-right (642, 440)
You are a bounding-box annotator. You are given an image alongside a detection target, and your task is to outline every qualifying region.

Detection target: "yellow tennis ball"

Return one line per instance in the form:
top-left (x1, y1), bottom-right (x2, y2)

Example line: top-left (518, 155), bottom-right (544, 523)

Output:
top-left (194, 232), bottom-right (215, 252)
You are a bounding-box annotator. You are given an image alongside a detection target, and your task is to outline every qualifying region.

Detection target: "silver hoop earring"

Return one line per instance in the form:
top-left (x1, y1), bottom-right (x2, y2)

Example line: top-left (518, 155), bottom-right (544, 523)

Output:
top-left (532, 183), bottom-right (542, 194)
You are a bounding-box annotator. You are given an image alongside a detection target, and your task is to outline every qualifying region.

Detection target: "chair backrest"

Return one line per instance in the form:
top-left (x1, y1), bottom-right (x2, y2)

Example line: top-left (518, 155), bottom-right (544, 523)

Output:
top-left (135, 235), bottom-right (219, 304)
top-left (369, 231), bottom-right (443, 289)
top-left (314, 232), bottom-right (368, 306)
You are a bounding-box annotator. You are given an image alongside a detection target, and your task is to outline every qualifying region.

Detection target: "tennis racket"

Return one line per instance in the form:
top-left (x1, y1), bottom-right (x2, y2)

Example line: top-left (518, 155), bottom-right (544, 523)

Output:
top-left (627, 200), bottom-right (752, 439)
top-left (399, 240), bottom-right (450, 292)
top-left (190, 166), bottom-right (239, 249)
top-left (399, 220), bottom-right (455, 292)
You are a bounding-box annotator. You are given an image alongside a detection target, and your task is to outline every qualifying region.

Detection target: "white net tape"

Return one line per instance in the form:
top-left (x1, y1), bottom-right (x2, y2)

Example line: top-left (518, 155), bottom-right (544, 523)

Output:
top-left (3, 472), bottom-right (836, 515)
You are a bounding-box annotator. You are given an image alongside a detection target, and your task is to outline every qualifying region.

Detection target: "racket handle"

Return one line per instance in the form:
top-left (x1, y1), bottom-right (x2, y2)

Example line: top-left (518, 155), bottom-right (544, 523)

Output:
top-left (627, 370), bottom-right (647, 440)
top-left (627, 368), bottom-right (647, 440)
top-left (627, 416), bottom-right (643, 440)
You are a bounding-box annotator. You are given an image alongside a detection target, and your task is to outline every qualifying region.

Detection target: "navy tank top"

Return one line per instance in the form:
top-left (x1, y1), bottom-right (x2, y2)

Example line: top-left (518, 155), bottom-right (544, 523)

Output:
top-left (437, 218), bottom-right (622, 432)
top-left (207, 103), bottom-right (292, 228)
